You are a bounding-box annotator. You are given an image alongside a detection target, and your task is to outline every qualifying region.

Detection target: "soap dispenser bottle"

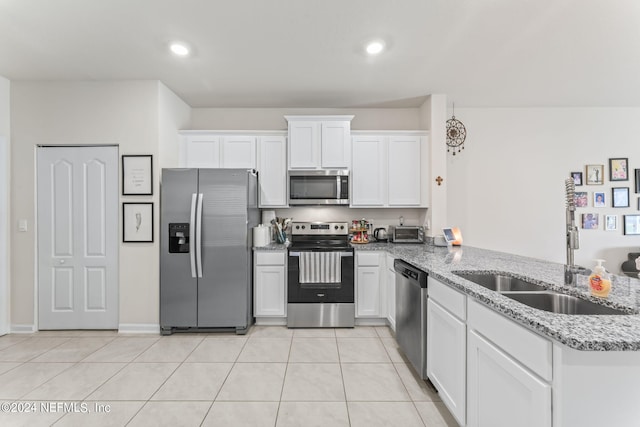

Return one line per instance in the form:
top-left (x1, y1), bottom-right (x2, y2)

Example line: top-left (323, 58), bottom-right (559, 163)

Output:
top-left (589, 259), bottom-right (611, 298)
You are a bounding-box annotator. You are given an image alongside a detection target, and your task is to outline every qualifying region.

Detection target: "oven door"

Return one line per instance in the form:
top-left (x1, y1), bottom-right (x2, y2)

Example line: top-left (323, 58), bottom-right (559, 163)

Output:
top-left (287, 250), bottom-right (354, 303)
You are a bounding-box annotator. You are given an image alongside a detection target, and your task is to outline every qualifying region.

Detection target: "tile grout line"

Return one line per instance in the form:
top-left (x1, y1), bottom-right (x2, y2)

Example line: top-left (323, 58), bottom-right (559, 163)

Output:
top-left (335, 330), bottom-right (353, 427)
top-left (273, 331), bottom-right (294, 427)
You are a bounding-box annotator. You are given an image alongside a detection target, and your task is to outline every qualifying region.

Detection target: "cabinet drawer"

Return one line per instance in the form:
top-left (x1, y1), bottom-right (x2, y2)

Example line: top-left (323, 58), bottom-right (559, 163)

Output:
top-left (255, 251), bottom-right (286, 266)
top-left (357, 252), bottom-right (380, 267)
top-left (468, 299), bottom-right (552, 381)
top-left (428, 277), bottom-right (466, 320)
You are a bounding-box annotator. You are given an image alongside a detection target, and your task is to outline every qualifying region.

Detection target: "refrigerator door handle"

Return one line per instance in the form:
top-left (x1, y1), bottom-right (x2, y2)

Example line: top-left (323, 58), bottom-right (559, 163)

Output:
top-left (196, 193), bottom-right (204, 278)
top-left (189, 193), bottom-right (198, 278)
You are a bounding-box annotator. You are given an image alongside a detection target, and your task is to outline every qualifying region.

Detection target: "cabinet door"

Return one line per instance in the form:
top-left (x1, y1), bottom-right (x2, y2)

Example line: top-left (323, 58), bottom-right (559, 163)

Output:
top-left (388, 136), bottom-right (421, 206)
top-left (183, 135), bottom-right (221, 168)
top-left (258, 136), bottom-right (287, 207)
top-left (254, 265), bottom-right (286, 317)
top-left (386, 266), bottom-right (396, 330)
top-left (321, 121), bottom-right (350, 168)
top-left (221, 136), bottom-right (256, 169)
top-left (356, 266), bottom-right (381, 317)
top-left (289, 121), bottom-right (319, 169)
top-left (427, 299), bottom-right (466, 426)
top-left (467, 330), bottom-right (551, 427)
top-left (351, 136), bottom-right (386, 206)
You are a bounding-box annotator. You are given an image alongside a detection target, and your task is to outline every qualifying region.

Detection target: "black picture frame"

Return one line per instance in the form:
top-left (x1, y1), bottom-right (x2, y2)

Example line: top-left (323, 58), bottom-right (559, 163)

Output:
top-left (123, 202), bottom-right (154, 242)
top-left (571, 171), bottom-right (583, 186)
top-left (612, 187), bottom-right (630, 208)
top-left (609, 157), bottom-right (629, 181)
top-left (122, 155), bottom-right (153, 195)
top-left (635, 169), bottom-right (640, 193)
top-left (623, 214), bottom-right (640, 235)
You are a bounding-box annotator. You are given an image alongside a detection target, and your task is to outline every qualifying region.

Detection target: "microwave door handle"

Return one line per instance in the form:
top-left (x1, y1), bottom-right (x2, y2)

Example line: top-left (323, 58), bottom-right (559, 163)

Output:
top-left (336, 176), bottom-right (341, 199)
top-left (196, 193), bottom-right (204, 278)
top-left (189, 193), bottom-right (197, 278)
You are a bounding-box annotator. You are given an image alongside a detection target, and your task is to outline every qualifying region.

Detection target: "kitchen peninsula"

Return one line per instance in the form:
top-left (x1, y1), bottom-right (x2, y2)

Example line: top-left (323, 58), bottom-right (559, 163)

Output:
top-left (256, 241), bottom-right (640, 427)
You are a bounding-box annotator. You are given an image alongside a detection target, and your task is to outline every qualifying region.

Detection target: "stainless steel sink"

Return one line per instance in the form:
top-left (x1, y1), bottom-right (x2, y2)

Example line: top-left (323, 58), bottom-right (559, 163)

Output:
top-left (454, 272), bottom-right (544, 292)
top-left (502, 292), bottom-right (627, 315)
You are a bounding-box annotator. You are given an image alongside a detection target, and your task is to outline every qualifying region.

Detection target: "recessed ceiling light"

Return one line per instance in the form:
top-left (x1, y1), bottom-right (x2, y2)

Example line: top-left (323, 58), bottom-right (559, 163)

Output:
top-left (366, 41), bottom-right (385, 55)
top-left (169, 42), bottom-right (190, 57)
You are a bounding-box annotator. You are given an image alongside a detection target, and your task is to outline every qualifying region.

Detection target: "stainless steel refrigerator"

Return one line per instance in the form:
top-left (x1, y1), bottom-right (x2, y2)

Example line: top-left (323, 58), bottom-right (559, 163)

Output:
top-left (160, 168), bottom-right (259, 335)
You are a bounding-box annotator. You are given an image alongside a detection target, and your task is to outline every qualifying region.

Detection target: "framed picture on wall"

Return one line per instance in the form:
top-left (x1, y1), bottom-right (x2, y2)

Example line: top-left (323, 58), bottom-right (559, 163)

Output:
top-left (635, 169), bottom-right (640, 193)
top-left (605, 215), bottom-right (618, 231)
top-left (609, 158), bottom-right (629, 181)
top-left (612, 187), bottom-right (630, 208)
top-left (122, 155), bottom-right (153, 195)
top-left (593, 192), bottom-right (606, 207)
top-left (624, 215), bottom-right (640, 235)
top-left (582, 213), bottom-right (599, 230)
top-left (575, 192), bottom-right (588, 207)
top-left (123, 203), bottom-right (154, 242)
top-left (585, 165), bottom-right (604, 185)
top-left (571, 171), bottom-right (583, 186)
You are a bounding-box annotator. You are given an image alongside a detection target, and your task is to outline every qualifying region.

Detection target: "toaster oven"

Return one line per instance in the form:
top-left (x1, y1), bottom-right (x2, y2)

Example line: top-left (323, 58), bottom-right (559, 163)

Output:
top-left (388, 226), bottom-right (425, 243)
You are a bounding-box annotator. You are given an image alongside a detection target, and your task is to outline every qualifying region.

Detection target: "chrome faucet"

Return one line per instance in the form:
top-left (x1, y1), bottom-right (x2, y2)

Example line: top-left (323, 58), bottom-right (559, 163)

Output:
top-left (564, 178), bottom-right (583, 284)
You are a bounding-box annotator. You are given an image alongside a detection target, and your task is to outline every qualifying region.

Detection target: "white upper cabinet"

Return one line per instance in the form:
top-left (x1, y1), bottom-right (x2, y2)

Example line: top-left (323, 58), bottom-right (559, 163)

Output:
top-left (179, 131), bottom-right (287, 208)
top-left (180, 132), bottom-right (255, 169)
top-left (351, 132), bottom-right (429, 208)
top-left (183, 134), bottom-right (221, 168)
top-left (257, 135), bottom-right (287, 207)
top-left (388, 136), bottom-right (421, 206)
top-left (286, 115), bottom-right (353, 170)
top-left (221, 135), bottom-right (256, 169)
top-left (351, 135), bottom-right (386, 206)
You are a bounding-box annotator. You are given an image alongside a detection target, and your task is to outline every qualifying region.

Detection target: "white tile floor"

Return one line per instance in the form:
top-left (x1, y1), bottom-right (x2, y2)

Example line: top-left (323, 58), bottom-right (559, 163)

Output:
top-left (0, 326), bottom-right (458, 427)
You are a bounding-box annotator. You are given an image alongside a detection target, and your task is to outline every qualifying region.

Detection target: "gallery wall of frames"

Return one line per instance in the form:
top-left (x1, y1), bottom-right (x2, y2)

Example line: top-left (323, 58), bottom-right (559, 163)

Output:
top-left (570, 158), bottom-right (640, 236)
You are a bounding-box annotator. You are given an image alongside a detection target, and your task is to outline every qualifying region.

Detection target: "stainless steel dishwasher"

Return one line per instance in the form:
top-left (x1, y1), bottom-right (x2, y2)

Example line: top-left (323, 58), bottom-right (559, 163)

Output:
top-left (394, 259), bottom-right (428, 379)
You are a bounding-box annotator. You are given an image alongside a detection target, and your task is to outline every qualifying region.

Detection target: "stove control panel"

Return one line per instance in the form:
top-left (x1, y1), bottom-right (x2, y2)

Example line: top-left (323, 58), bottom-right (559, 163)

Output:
top-left (291, 222), bottom-right (349, 236)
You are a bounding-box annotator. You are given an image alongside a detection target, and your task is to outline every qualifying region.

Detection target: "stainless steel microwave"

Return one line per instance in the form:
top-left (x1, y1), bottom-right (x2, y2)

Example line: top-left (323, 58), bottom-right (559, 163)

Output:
top-left (388, 226), bottom-right (425, 243)
top-left (288, 170), bottom-right (349, 205)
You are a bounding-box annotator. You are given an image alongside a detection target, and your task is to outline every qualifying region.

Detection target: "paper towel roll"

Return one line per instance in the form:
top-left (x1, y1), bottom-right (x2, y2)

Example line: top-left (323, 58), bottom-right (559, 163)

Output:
top-left (261, 210), bottom-right (276, 242)
top-left (253, 225), bottom-right (270, 247)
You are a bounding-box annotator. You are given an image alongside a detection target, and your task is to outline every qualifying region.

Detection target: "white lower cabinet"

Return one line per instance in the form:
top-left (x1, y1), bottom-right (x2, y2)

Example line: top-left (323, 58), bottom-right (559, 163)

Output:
top-left (427, 278), bottom-right (466, 426)
top-left (467, 329), bottom-right (551, 427)
top-left (254, 251), bottom-right (286, 320)
top-left (355, 252), bottom-right (383, 318)
top-left (385, 254), bottom-right (396, 330)
top-left (427, 299), bottom-right (466, 426)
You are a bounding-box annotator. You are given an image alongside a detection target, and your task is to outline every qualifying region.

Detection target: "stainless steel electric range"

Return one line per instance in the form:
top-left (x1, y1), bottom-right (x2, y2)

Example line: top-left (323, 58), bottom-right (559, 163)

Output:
top-left (287, 222), bottom-right (355, 328)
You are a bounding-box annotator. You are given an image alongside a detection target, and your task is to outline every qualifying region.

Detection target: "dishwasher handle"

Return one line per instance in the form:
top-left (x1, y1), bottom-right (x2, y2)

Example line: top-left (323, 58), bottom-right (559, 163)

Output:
top-left (394, 259), bottom-right (428, 287)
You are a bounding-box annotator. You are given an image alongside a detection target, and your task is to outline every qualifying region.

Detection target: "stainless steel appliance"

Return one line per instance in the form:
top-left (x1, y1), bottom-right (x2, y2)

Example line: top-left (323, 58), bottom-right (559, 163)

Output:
top-left (373, 227), bottom-right (388, 242)
top-left (389, 225), bottom-right (425, 243)
top-left (160, 168), bottom-right (259, 335)
top-left (288, 170), bottom-right (349, 205)
top-left (394, 259), bottom-right (428, 379)
top-left (287, 222), bottom-right (355, 327)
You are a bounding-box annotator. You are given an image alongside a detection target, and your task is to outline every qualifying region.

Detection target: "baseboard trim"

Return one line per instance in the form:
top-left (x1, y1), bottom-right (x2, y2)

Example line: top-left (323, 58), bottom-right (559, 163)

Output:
top-left (118, 323), bottom-right (160, 334)
top-left (355, 318), bottom-right (387, 326)
top-left (11, 324), bottom-right (36, 334)
top-left (255, 317), bottom-right (287, 326)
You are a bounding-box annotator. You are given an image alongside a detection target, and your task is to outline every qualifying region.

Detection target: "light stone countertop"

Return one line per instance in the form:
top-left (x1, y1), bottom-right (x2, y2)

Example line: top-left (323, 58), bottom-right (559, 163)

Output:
top-left (255, 242), bottom-right (640, 351)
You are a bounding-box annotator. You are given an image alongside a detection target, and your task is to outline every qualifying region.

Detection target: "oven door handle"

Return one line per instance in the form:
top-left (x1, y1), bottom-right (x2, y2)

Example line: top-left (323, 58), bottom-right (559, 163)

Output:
top-left (289, 251), bottom-right (353, 257)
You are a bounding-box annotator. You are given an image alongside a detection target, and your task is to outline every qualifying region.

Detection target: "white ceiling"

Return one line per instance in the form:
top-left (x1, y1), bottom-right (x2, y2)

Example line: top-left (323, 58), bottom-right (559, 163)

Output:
top-left (1, 0), bottom-right (639, 108)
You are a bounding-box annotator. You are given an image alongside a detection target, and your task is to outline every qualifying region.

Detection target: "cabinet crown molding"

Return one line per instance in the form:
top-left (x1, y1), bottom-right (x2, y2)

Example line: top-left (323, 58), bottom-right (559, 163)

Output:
top-left (179, 130), bottom-right (287, 136)
top-left (284, 115), bottom-right (354, 122)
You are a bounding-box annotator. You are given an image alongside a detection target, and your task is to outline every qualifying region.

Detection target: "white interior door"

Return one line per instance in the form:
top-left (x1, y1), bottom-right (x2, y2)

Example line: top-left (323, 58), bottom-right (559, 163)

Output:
top-left (37, 146), bottom-right (118, 329)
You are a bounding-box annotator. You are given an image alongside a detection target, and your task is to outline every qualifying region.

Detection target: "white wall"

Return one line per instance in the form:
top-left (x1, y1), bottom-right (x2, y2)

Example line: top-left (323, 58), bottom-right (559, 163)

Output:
top-left (191, 107), bottom-right (421, 131)
top-left (10, 80), bottom-right (189, 330)
top-left (0, 75), bottom-right (9, 335)
top-left (448, 107), bottom-right (640, 273)
top-left (159, 83), bottom-right (191, 169)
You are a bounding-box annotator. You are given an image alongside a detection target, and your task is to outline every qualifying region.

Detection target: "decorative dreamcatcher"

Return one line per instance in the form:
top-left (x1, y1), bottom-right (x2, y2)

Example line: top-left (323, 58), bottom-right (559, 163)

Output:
top-left (446, 104), bottom-right (466, 155)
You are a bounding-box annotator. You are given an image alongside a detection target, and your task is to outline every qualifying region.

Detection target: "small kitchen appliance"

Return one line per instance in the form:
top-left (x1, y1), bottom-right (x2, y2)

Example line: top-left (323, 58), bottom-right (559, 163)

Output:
top-left (389, 225), bottom-right (425, 243)
top-left (373, 227), bottom-right (388, 242)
